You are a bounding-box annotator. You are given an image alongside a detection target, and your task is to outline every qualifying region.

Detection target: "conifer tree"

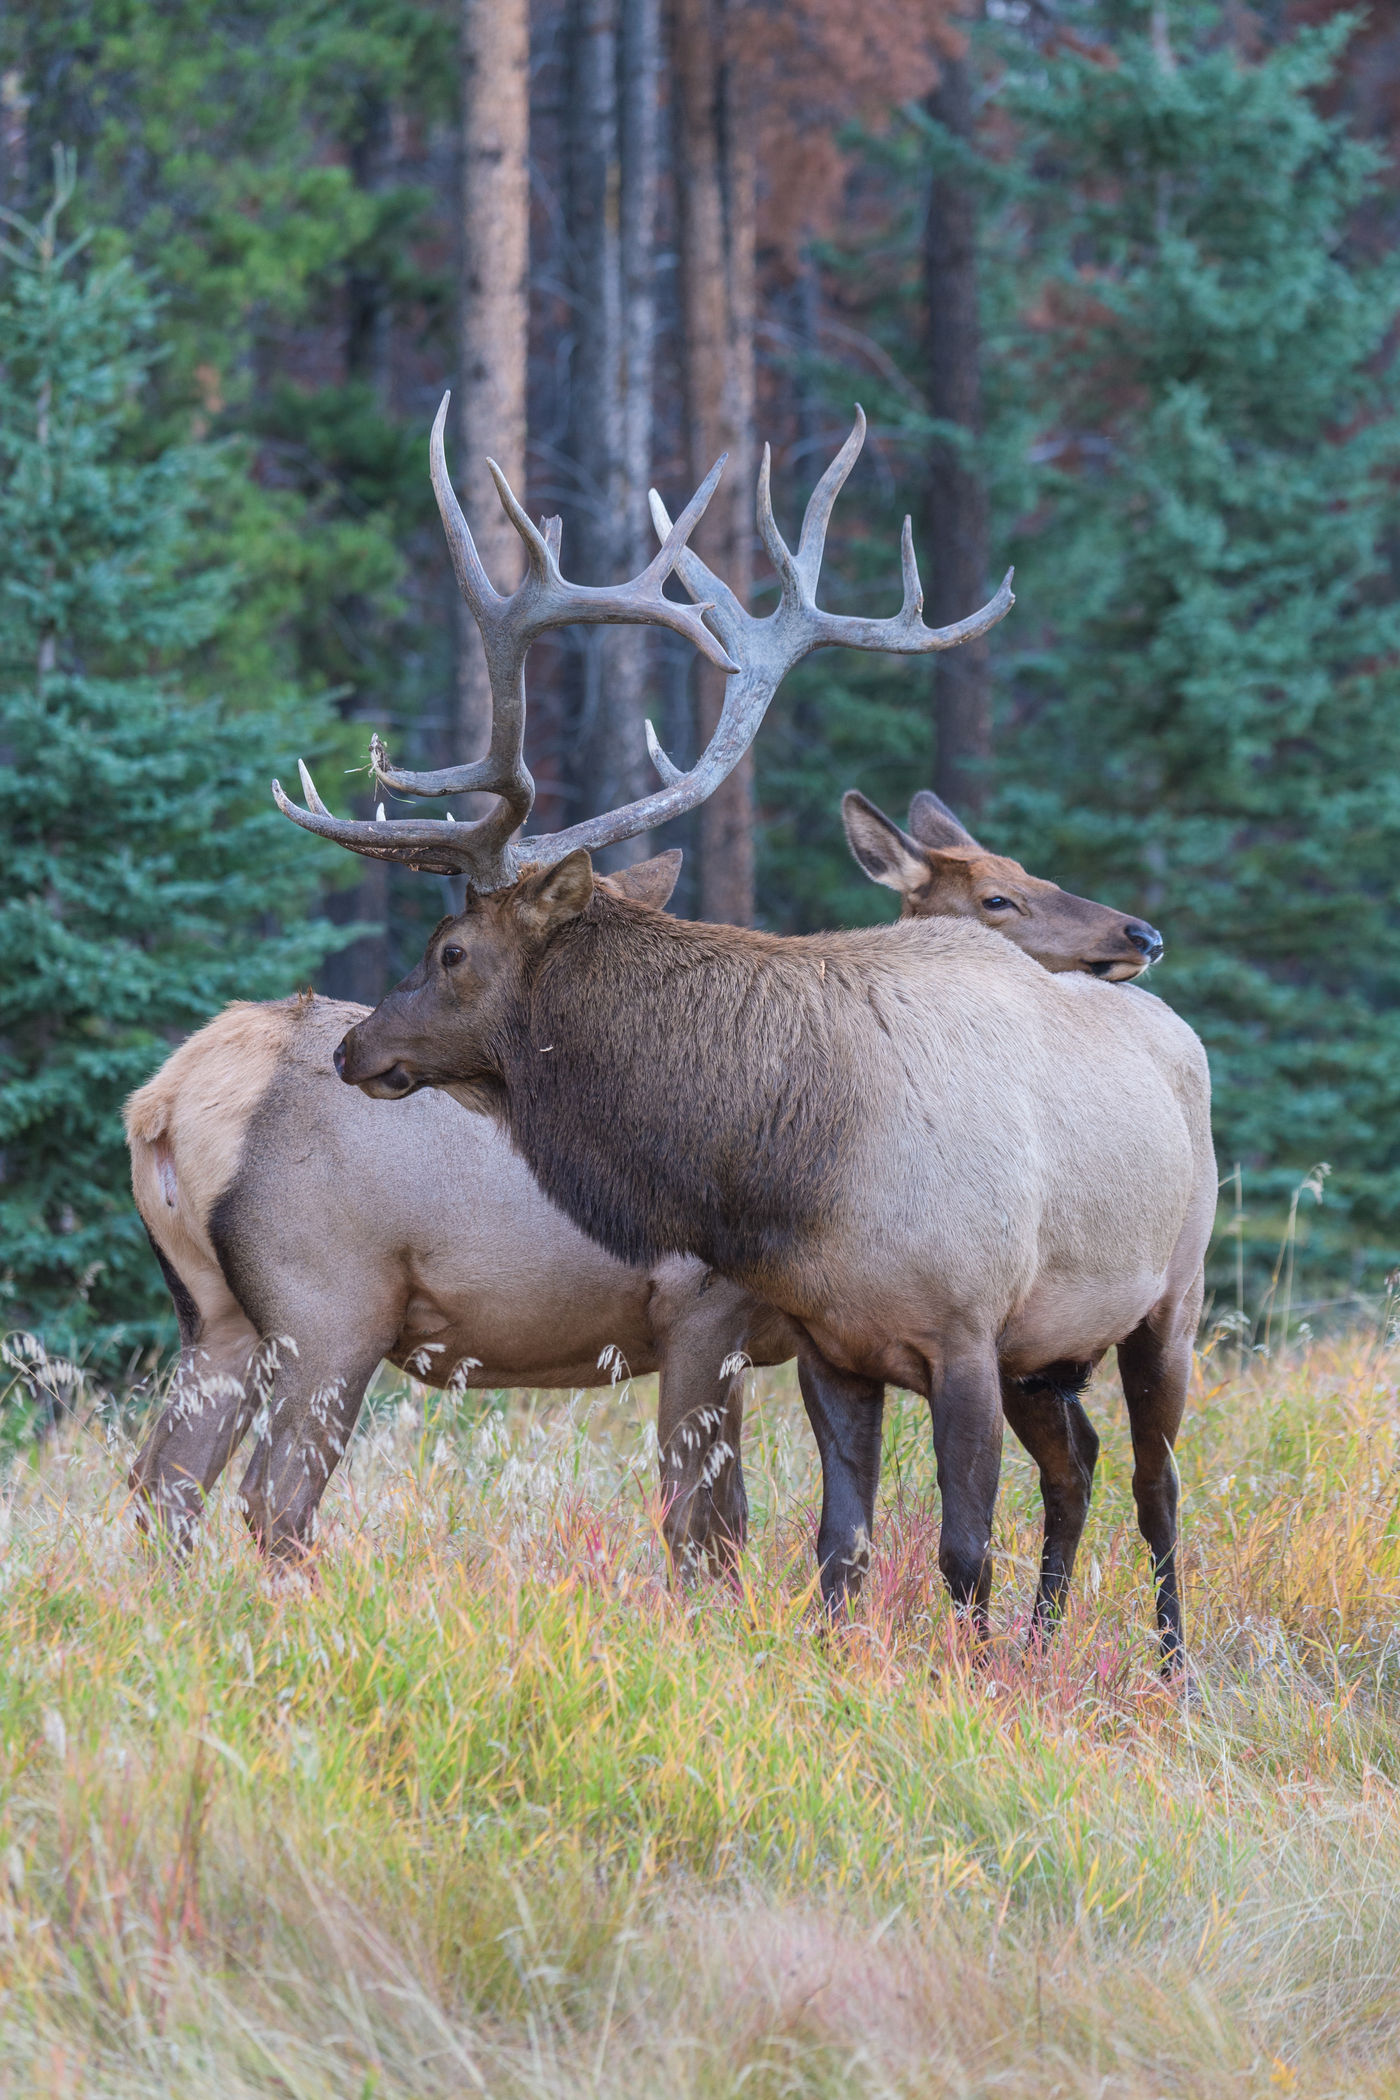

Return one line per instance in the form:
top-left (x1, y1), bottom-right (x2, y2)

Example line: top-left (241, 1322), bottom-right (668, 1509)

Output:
top-left (0, 166), bottom-right (354, 1367)
top-left (994, 11), bottom-right (1400, 1284)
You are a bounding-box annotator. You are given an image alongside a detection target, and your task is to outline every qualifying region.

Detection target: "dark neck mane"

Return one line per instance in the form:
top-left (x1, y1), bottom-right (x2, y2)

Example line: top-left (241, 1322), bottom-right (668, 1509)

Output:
top-left (496, 895), bottom-right (863, 1281)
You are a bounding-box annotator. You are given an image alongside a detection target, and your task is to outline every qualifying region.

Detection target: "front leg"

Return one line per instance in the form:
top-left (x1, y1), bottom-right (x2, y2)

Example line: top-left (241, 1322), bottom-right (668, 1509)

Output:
top-left (797, 1346), bottom-right (884, 1614)
top-left (1000, 1362), bottom-right (1099, 1643)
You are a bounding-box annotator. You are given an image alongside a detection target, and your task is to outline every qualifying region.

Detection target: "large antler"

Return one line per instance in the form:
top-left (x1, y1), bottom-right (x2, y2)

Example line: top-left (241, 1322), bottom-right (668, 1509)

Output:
top-left (273, 400), bottom-right (1013, 887)
top-left (273, 392), bottom-right (737, 887)
top-left (569, 406), bottom-right (1014, 859)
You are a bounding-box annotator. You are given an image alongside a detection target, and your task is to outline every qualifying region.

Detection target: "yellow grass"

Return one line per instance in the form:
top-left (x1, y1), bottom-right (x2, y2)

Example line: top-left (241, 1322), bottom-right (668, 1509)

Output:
top-left (4, 1338), bottom-right (1400, 2096)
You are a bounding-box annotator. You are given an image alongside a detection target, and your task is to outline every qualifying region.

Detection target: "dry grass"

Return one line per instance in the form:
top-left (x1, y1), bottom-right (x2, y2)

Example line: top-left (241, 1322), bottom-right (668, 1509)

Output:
top-left (4, 1338), bottom-right (1400, 2096)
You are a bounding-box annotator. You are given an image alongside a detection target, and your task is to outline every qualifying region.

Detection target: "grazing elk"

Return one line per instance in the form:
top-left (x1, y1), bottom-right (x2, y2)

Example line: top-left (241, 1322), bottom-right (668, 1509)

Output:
top-left (126, 805), bottom-right (1160, 1581)
top-left (276, 401), bottom-right (1214, 1665)
top-left (126, 853), bottom-right (790, 1571)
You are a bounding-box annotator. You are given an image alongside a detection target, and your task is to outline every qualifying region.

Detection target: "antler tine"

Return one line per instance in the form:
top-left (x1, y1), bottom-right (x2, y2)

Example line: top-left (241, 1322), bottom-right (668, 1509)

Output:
top-left (297, 758), bottom-right (332, 816)
top-left (755, 443), bottom-right (801, 593)
top-left (430, 392), bottom-right (499, 616)
top-left (487, 455), bottom-right (554, 581)
top-left (899, 515), bottom-right (924, 618)
top-left (647, 486), bottom-right (749, 631)
top-left (794, 407), bottom-right (867, 597)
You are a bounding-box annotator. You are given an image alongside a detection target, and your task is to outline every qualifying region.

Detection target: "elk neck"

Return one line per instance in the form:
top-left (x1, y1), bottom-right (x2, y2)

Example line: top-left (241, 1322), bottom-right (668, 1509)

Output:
top-left (496, 895), bottom-right (871, 1287)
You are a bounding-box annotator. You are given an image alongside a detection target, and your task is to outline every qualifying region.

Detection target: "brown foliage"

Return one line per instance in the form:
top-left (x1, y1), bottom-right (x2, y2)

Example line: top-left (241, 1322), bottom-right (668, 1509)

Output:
top-left (728, 0), bottom-right (970, 262)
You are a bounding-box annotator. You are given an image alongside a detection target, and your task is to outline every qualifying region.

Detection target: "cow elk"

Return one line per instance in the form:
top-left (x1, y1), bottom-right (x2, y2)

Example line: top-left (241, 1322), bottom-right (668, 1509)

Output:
top-left (842, 790), bottom-right (1163, 978)
top-left (274, 401), bottom-right (1214, 1667)
top-left (125, 860), bottom-right (791, 1576)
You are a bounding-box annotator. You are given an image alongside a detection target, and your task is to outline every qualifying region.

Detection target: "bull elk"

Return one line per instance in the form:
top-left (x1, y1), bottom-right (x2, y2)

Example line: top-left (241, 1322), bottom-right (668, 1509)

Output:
top-left (126, 806), bottom-right (1161, 1589)
top-left (276, 403), bottom-right (1214, 1665)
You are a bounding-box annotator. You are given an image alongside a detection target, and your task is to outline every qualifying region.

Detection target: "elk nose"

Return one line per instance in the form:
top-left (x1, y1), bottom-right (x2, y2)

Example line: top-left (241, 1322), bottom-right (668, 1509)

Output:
top-left (333, 1037), bottom-right (348, 1078)
top-left (1126, 921), bottom-right (1164, 964)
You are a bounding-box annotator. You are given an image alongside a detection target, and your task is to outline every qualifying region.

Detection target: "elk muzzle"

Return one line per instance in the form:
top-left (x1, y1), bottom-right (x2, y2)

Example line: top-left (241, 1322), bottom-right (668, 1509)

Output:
top-left (1085, 919), bottom-right (1164, 980)
top-left (334, 1026), bottom-right (421, 1099)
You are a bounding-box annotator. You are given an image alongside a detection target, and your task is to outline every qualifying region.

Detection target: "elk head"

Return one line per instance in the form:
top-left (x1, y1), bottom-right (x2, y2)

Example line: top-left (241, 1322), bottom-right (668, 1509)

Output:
top-left (842, 789), bottom-right (1163, 980)
top-left (273, 396), bottom-right (1015, 1091)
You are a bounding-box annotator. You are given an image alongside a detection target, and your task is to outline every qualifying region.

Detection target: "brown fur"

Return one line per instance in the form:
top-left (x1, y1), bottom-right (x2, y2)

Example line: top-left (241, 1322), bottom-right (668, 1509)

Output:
top-left (337, 863), bottom-right (1213, 1661)
top-left (127, 854), bottom-right (793, 1570)
top-left (127, 838), bottom-right (1194, 1649)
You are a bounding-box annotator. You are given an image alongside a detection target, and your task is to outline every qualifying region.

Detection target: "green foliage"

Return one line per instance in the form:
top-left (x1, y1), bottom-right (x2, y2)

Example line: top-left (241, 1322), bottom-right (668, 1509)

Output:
top-left (0, 172), bottom-right (357, 1368)
top-left (3, 0), bottom-right (456, 798)
top-left (994, 11), bottom-right (1400, 1289)
top-left (763, 7), bottom-right (1400, 1296)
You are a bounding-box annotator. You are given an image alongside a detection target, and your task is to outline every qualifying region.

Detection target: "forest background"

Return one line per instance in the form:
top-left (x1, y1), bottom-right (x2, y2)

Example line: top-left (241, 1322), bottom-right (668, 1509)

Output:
top-left (4, 0), bottom-right (1400, 1366)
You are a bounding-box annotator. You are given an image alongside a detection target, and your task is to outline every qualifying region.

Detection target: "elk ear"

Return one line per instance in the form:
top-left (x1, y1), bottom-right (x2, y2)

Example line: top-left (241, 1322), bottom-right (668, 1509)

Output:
top-left (514, 850), bottom-right (595, 939)
top-left (842, 790), bottom-right (930, 896)
top-left (598, 847), bottom-right (683, 911)
top-left (908, 788), bottom-right (980, 852)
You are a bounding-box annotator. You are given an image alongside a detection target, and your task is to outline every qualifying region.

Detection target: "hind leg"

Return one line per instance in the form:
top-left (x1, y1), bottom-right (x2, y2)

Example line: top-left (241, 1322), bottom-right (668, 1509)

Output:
top-left (236, 1341), bottom-right (386, 1562)
top-left (1000, 1363), bottom-right (1100, 1642)
top-left (798, 1346), bottom-right (884, 1615)
top-left (129, 1305), bottom-right (262, 1552)
top-left (1117, 1280), bottom-right (1201, 1673)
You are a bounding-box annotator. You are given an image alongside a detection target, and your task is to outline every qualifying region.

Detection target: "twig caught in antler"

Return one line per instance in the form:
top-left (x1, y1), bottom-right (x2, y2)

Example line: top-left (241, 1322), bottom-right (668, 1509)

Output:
top-left (273, 396), bottom-right (1013, 888)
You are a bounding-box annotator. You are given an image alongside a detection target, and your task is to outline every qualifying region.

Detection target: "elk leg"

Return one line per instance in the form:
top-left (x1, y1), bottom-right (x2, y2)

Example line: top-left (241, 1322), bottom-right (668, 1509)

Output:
top-left (656, 1351), bottom-right (748, 1582)
top-left (128, 1311), bottom-right (261, 1553)
top-left (1116, 1311), bottom-right (1193, 1673)
top-left (930, 1344), bottom-right (1003, 1641)
top-left (1000, 1364), bottom-right (1099, 1642)
top-left (797, 1349), bottom-right (884, 1615)
top-left (649, 1265), bottom-right (757, 1580)
top-left (236, 1347), bottom-right (382, 1562)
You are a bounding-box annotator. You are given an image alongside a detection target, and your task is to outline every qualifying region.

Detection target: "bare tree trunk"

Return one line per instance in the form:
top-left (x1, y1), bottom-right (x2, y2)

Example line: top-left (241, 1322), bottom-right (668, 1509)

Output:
top-left (347, 89), bottom-right (393, 393)
top-left (0, 68), bottom-right (28, 212)
top-left (458, 0), bottom-right (530, 765)
top-left (924, 49), bottom-right (990, 821)
top-left (672, 0), bottom-right (755, 925)
top-left (324, 88), bottom-right (395, 1005)
top-left (611, 0), bottom-right (661, 863)
top-left (565, 0), bottom-right (624, 831)
top-left (563, 0), bottom-right (660, 866)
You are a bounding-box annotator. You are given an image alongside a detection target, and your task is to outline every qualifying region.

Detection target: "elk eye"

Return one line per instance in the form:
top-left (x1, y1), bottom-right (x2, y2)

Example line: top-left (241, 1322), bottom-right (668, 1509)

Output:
top-left (982, 897), bottom-right (1012, 912)
top-left (441, 945), bottom-right (465, 969)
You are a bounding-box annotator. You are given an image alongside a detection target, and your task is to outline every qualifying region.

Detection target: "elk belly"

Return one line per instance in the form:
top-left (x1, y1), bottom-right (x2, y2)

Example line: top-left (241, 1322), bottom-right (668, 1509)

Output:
top-left (998, 1267), bottom-right (1175, 1378)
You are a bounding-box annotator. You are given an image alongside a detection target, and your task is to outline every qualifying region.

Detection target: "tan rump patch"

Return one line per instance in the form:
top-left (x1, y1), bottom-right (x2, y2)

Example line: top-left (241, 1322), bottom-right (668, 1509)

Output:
top-left (124, 1000), bottom-right (305, 1282)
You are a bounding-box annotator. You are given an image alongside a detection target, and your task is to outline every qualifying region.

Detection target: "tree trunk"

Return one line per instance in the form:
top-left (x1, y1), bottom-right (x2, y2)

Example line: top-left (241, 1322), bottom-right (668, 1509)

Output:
top-left (323, 88), bottom-right (395, 1006)
top-left (563, 0), bottom-right (660, 866)
top-left (457, 0), bottom-right (530, 766)
top-left (672, 0), bottom-right (755, 925)
top-left (611, 0), bottom-right (661, 863)
top-left (924, 50), bottom-right (990, 821)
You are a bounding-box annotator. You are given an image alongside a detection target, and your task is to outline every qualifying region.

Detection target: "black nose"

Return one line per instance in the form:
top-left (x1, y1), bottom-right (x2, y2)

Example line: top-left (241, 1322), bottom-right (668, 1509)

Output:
top-left (1126, 922), bottom-right (1164, 963)
top-left (333, 1037), bottom-right (348, 1078)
